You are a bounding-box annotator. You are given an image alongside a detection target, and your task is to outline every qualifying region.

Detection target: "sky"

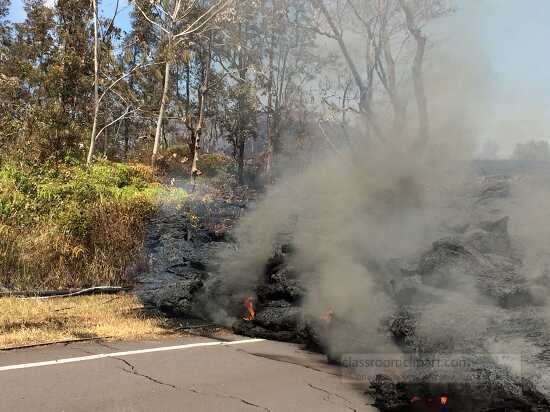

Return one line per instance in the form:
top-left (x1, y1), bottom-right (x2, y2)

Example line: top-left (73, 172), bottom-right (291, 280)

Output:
top-left (7, 0), bottom-right (550, 156)
top-left (448, 0), bottom-right (550, 155)
top-left (8, 0), bottom-right (132, 31)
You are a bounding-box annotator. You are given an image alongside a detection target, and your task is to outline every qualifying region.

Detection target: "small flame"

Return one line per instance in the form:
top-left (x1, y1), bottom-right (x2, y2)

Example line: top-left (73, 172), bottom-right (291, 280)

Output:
top-left (320, 306), bottom-right (334, 322)
top-left (440, 396), bottom-right (448, 405)
top-left (243, 296), bottom-right (255, 321)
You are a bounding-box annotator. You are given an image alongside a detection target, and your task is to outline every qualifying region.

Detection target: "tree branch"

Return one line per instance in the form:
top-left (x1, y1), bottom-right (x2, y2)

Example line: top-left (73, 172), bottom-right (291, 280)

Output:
top-left (131, 0), bottom-right (171, 35)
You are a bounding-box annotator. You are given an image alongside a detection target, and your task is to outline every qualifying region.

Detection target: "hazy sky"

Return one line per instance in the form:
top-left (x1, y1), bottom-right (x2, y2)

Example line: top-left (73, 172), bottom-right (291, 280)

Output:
top-left (8, 0), bottom-right (550, 156)
top-left (450, 0), bottom-right (550, 155)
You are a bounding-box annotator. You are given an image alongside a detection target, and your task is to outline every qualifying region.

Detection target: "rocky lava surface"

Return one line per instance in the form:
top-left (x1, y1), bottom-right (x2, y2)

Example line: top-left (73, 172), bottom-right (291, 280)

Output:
top-left (136, 172), bottom-right (550, 411)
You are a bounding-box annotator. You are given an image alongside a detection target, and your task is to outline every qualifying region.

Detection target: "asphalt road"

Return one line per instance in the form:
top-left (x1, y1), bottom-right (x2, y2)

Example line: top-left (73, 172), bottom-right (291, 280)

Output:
top-left (0, 332), bottom-right (377, 411)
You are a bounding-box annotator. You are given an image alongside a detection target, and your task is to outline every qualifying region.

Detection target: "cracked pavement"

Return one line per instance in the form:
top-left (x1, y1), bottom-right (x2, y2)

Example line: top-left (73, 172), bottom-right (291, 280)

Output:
top-left (0, 334), bottom-right (377, 411)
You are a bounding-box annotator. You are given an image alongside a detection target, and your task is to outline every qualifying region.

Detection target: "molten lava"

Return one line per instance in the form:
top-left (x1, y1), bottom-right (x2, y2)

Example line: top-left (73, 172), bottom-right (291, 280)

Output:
top-left (243, 296), bottom-right (255, 321)
top-left (320, 306), bottom-right (334, 322)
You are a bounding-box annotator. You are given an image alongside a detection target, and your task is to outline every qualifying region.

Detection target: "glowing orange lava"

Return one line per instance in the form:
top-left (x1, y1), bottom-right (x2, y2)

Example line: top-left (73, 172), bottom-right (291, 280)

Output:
top-left (243, 296), bottom-right (255, 321)
top-left (320, 306), bottom-right (334, 322)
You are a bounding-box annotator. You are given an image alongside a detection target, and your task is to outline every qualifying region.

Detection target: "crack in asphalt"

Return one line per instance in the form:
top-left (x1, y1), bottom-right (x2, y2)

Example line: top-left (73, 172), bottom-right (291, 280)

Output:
top-left (188, 387), bottom-right (271, 411)
top-left (65, 342), bottom-right (358, 411)
top-left (307, 383), bottom-right (358, 412)
top-left (112, 357), bottom-right (178, 390)
top-left (227, 349), bottom-right (362, 411)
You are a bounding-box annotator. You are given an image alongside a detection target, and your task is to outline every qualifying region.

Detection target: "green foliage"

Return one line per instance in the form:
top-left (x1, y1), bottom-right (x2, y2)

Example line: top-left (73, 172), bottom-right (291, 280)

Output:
top-left (0, 161), bottom-right (163, 227)
top-left (0, 161), bottom-right (187, 290)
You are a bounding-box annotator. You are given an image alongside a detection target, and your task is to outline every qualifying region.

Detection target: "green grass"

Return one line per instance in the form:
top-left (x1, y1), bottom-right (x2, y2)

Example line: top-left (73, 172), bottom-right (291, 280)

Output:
top-left (0, 160), bottom-right (187, 291)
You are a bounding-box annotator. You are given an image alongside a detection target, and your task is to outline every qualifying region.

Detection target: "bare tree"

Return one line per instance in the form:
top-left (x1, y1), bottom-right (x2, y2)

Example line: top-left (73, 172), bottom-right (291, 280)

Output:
top-left (132, 0), bottom-right (235, 166)
top-left (263, 1), bottom-right (276, 181)
top-left (86, 59), bottom-right (155, 165)
top-left (312, 0), bottom-right (452, 145)
top-left (344, 0), bottom-right (406, 135)
top-left (312, 0), bottom-right (385, 140)
top-left (260, 0), bottom-right (319, 179)
top-left (187, 34), bottom-right (213, 178)
top-left (86, 1), bottom-right (153, 165)
top-left (399, 0), bottom-right (428, 145)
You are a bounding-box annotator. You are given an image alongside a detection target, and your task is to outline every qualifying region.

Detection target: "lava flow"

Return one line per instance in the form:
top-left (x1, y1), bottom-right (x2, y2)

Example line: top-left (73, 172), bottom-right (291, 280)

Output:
top-left (243, 296), bottom-right (255, 321)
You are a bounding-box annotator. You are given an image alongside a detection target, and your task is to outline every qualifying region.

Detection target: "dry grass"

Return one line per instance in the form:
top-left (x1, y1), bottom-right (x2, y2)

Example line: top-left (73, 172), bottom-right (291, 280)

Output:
top-left (0, 199), bottom-right (155, 291)
top-left (0, 294), bottom-right (179, 349)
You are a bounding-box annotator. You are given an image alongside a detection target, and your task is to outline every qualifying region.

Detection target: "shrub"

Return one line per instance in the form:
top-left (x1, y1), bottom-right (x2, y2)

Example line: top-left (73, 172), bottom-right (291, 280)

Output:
top-left (197, 153), bottom-right (232, 177)
top-left (155, 145), bottom-right (233, 177)
top-left (155, 144), bottom-right (191, 176)
top-left (0, 160), bottom-right (182, 291)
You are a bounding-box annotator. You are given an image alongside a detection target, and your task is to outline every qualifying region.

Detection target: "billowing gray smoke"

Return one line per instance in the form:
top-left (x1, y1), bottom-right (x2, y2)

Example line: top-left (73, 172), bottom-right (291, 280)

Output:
top-left (202, 48), bottom-right (550, 402)
top-left (206, 50), bottom-right (484, 348)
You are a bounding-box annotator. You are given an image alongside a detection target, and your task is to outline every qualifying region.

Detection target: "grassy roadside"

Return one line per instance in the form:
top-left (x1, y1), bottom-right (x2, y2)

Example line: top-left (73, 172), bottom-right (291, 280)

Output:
top-left (0, 294), bottom-right (182, 349)
top-left (0, 156), bottom-right (232, 348)
top-left (0, 160), bottom-right (186, 291)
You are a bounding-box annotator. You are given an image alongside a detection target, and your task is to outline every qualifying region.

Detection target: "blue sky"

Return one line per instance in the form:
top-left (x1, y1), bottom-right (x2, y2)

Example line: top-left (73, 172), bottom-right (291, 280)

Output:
top-left (7, 0), bottom-right (550, 155)
top-left (9, 0), bottom-right (132, 31)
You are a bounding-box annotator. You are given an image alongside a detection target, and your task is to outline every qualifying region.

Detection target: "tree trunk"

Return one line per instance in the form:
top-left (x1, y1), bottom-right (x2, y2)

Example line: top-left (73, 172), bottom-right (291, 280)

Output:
top-left (123, 119), bottom-right (130, 159)
top-left (314, 0), bottom-right (384, 141)
top-left (152, 60), bottom-right (171, 166)
top-left (234, 22), bottom-right (250, 185)
top-left (86, 0), bottom-right (99, 166)
top-left (190, 36), bottom-right (212, 178)
top-left (189, 129), bottom-right (198, 174)
top-left (237, 138), bottom-right (245, 184)
top-left (399, 0), bottom-right (429, 146)
top-left (88, 105), bottom-right (99, 165)
top-left (162, 119), bottom-right (168, 149)
top-left (103, 128), bottom-right (108, 157)
top-left (382, 28), bottom-right (406, 136)
top-left (412, 34), bottom-right (428, 144)
top-left (124, 48), bottom-right (136, 160)
top-left (264, 27), bottom-right (275, 182)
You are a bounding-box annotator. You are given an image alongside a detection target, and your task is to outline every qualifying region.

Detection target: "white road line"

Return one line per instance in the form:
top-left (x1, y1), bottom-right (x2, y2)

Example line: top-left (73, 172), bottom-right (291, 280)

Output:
top-left (0, 338), bottom-right (265, 372)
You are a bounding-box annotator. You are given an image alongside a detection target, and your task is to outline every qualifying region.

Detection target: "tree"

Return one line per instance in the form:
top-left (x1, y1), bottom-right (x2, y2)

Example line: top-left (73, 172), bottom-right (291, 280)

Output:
top-left (312, 0), bottom-right (385, 140)
top-left (186, 33), bottom-right (214, 177)
top-left (0, 0), bottom-right (14, 152)
top-left (398, 0), bottom-right (428, 145)
top-left (87, 0), bottom-right (100, 165)
top-left (55, 0), bottom-right (95, 138)
top-left (86, 0), bottom-right (156, 164)
top-left (131, 0), bottom-right (235, 166)
top-left (311, 0), bottom-right (452, 145)
top-left (218, 0), bottom-right (261, 183)
top-left (257, 0), bottom-right (319, 179)
top-left (1, 0), bottom-right (91, 161)
top-left (119, 1), bottom-right (162, 159)
top-left (0, 0), bottom-right (9, 48)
